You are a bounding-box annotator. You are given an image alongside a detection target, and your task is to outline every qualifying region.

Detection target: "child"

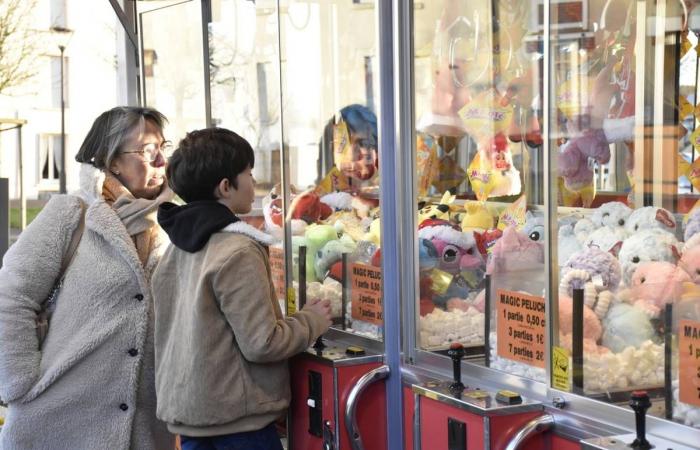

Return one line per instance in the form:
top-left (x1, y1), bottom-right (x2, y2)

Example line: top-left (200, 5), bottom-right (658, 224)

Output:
top-left (152, 127), bottom-right (331, 450)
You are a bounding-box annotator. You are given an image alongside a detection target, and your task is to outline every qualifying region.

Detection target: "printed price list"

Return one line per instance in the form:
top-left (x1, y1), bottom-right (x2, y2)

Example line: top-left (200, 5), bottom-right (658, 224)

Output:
top-left (350, 263), bottom-right (383, 325)
top-left (268, 247), bottom-right (286, 301)
top-left (680, 319), bottom-right (700, 407)
top-left (496, 289), bottom-right (546, 369)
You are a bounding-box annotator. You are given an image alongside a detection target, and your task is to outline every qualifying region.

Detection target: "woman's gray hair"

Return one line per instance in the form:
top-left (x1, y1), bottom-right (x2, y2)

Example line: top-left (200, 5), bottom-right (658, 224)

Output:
top-left (75, 106), bottom-right (168, 169)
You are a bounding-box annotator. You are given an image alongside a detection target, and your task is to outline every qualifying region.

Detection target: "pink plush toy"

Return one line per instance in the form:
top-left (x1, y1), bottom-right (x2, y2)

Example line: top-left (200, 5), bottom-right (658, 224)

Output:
top-left (558, 295), bottom-right (608, 355)
top-left (557, 128), bottom-right (611, 195)
top-left (417, 219), bottom-right (483, 274)
top-left (486, 226), bottom-right (544, 275)
top-left (558, 295), bottom-right (603, 340)
top-left (680, 245), bottom-right (700, 283)
top-left (630, 261), bottom-right (691, 318)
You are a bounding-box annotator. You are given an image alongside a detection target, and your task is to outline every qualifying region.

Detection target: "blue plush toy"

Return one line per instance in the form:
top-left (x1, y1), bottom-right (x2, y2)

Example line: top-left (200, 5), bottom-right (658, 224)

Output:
top-left (601, 303), bottom-right (657, 353)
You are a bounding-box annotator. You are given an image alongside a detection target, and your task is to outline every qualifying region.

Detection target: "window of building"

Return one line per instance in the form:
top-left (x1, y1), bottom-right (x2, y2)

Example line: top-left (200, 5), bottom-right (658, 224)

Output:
top-left (39, 134), bottom-right (62, 185)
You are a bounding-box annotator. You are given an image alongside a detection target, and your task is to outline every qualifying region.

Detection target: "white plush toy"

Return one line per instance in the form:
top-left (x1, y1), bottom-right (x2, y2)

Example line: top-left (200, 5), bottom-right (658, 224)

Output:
top-left (558, 214), bottom-right (584, 266)
top-left (618, 229), bottom-right (680, 286)
top-left (582, 227), bottom-right (628, 253)
top-left (625, 206), bottom-right (677, 234)
top-left (573, 201), bottom-right (633, 244)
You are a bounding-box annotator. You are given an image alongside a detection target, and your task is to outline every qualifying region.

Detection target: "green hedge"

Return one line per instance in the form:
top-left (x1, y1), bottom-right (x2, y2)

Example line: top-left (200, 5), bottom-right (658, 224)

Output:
top-left (9, 208), bottom-right (43, 229)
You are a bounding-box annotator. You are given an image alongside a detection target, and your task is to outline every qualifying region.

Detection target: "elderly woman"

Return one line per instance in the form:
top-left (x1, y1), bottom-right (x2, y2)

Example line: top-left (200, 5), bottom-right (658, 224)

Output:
top-left (0, 107), bottom-right (175, 449)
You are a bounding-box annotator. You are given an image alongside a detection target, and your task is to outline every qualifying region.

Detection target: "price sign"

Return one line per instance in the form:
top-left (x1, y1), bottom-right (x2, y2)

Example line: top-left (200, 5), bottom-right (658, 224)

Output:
top-left (496, 289), bottom-right (546, 368)
top-left (679, 319), bottom-right (700, 407)
top-left (269, 246), bottom-right (286, 301)
top-left (552, 346), bottom-right (571, 391)
top-left (350, 263), bottom-right (383, 325)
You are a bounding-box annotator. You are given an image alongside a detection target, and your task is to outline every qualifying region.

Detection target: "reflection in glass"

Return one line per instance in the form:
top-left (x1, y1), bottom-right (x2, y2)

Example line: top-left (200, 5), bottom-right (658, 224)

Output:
top-left (140, 1), bottom-right (206, 143)
top-left (276, 1), bottom-right (382, 340)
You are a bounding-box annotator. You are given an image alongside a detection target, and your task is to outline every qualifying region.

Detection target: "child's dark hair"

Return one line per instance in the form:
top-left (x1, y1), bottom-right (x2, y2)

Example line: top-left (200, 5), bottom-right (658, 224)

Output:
top-left (167, 128), bottom-right (255, 202)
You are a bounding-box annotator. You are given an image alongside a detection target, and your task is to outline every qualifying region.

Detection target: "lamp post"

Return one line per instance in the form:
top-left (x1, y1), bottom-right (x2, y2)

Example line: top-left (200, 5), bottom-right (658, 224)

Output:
top-left (51, 26), bottom-right (73, 194)
top-left (58, 43), bottom-right (66, 193)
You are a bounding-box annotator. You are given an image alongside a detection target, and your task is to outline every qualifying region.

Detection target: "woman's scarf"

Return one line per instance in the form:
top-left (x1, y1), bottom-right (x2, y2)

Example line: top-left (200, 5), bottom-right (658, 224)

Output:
top-left (102, 172), bottom-right (174, 267)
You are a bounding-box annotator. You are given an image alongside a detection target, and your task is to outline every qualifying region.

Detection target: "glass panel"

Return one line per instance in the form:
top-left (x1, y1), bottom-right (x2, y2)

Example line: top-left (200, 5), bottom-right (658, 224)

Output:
top-left (548, 0), bottom-right (699, 429)
top-left (208, 0), bottom-right (285, 310)
top-left (413, 0), bottom-right (546, 382)
top-left (139, 0), bottom-right (206, 143)
top-left (278, 0), bottom-right (382, 340)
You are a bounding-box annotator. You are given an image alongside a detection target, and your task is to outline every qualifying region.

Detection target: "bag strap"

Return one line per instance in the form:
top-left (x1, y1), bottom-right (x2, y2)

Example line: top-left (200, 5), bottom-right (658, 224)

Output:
top-left (58, 198), bottom-right (86, 277)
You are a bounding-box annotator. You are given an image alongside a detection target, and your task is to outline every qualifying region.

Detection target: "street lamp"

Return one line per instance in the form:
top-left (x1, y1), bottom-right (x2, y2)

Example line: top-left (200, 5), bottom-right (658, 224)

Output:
top-left (50, 26), bottom-right (73, 194)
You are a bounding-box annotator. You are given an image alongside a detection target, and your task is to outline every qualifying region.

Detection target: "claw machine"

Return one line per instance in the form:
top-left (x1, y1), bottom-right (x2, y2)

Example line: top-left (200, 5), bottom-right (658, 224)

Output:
top-left (394, 0), bottom-right (700, 448)
top-left (274, 2), bottom-right (391, 449)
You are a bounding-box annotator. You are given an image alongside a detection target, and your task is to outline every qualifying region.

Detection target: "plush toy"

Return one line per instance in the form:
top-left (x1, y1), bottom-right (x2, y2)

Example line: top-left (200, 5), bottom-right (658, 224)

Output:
top-left (522, 211), bottom-right (545, 242)
top-left (629, 261), bottom-right (691, 318)
top-left (320, 191), bottom-right (354, 211)
top-left (418, 191), bottom-right (456, 224)
top-left (486, 226), bottom-right (544, 274)
top-left (679, 244), bottom-right (700, 283)
top-left (601, 303), bottom-right (657, 353)
top-left (325, 211), bottom-right (366, 242)
top-left (315, 235), bottom-right (357, 281)
top-left (302, 224), bottom-right (339, 282)
top-left (418, 238), bottom-right (439, 271)
top-left (558, 220), bottom-right (583, 266)
top-left (572, 201), bottom-right (632, 243)
top-left (625, 206), bottom-right (676, 234)
top-left (591, 201), bottom-right (633, 229)
top-left (262, 185), bottom-right (307, 237)
top-left (418, 219), bottom-right (484, 274)
top-left (460, 201), bottom-right (494, 232)
top-left (362, 218), bottom-right (381, 246)
top-left (684, 207), bottom-right (700, 243)
top-left (559, 246), bottom-right (621, 319)
top-left (581, 227), bottom-right (628, 253)
top-left (474, 228), bottom-right (503, 258)
top-left (618, 229), bottom-right (680, 286)
top-left (288, 188), bottom-right (334, 224)
top-left (558, 295), bottom-right (603, 342)
top-left (557, 128), bottom-right (610, 207)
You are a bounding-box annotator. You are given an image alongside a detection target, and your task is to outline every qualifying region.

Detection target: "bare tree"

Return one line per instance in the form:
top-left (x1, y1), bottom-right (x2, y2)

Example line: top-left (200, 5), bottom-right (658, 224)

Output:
top-left (0, 0), bottom-right (39, 95)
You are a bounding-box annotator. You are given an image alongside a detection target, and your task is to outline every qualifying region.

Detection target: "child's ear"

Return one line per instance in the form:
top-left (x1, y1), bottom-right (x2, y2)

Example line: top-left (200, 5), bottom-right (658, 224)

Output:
top-left (214, 178), bottom-right (231, 199)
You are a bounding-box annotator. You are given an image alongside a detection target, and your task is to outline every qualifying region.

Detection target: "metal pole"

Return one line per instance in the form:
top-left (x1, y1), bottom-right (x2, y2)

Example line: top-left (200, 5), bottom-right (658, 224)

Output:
top-left (0, 178), bottom-right (9, 267)
top-left (382, 0), bottom-right (404, 448)
top-left (18, 124), bottom-right (25, 229)
top-left (59, 44), bottom-right (67, 194)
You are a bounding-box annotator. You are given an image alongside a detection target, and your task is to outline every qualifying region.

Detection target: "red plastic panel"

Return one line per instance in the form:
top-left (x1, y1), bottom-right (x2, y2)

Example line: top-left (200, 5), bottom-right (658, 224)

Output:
top-left (337, 362), bottom-right (387, 450)
top-left (488, 412), bottom-right (547, 450)
top-left (550, 434), bottom-right (581, 450)
top-left (420, 396), bottom-right (486, 449)
top-left (403, 386), bottom-right (414, 450)
top-left (289, 357), bottom-right (336, 450)
top-left (289, 357), bottom-right (386, 450)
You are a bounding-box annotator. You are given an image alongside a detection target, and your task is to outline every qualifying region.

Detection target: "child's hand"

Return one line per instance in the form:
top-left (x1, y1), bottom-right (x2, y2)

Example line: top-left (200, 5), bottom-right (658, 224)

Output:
top-left (303, 298), bottom-right (332, 325)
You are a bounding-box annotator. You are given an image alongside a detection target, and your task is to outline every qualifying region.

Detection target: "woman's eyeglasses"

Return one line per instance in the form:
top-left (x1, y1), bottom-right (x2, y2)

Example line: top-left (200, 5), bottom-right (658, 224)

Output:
top-left (121, 141), bottom-right (174, 162)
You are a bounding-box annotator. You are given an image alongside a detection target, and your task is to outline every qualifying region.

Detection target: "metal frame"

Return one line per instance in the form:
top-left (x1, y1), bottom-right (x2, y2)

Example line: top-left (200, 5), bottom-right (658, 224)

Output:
top-left (380, 0), bottom-right (404, 448)
top-left (396, 0), bottom-right (700, 446)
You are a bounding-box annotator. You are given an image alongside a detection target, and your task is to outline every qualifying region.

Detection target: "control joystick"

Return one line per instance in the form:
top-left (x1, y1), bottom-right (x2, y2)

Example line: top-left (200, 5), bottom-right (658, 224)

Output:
top-left (447, 342), bottom-right (465, 393)
top-left (629, 391), bottom-right (652, 450)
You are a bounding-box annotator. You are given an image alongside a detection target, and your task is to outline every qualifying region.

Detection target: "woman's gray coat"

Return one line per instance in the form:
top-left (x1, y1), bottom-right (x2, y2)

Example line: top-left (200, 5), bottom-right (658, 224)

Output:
top-left (0, 166), bottom-right (174, 449)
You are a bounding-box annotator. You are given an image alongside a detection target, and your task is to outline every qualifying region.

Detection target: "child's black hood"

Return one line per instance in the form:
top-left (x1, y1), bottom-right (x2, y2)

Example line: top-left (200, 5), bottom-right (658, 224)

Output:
top-left (158, 201), bottom-right (239, 253)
